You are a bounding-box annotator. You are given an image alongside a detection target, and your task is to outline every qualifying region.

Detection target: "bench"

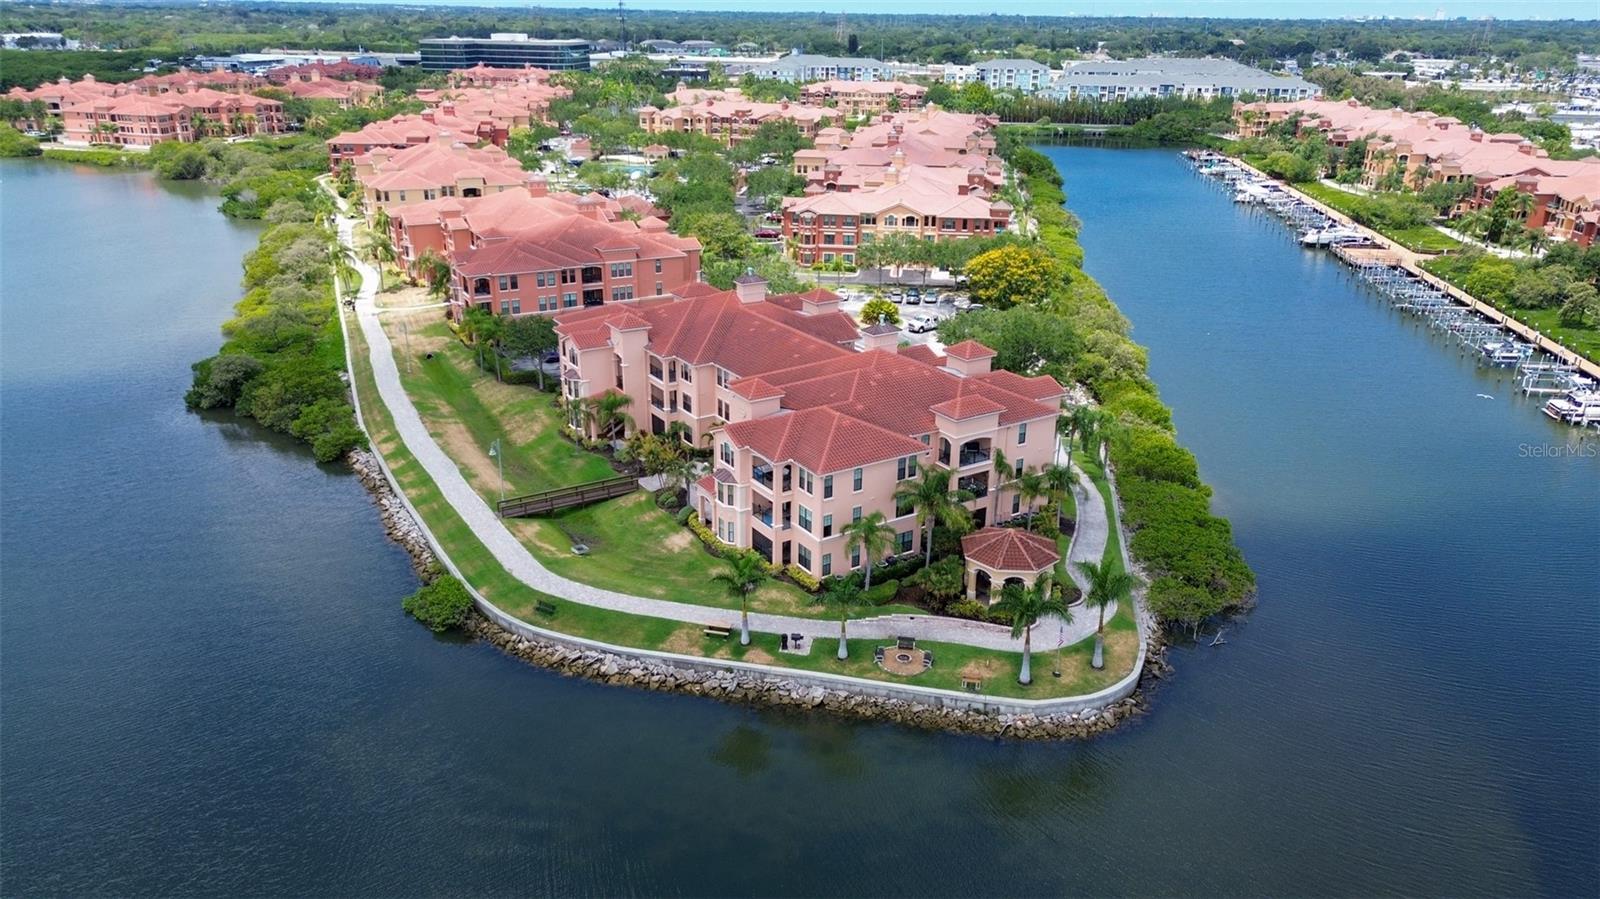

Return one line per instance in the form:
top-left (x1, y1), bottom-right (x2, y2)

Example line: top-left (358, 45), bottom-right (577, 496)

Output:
top-left (703, 624), bottom-right (732, 639)
top-left (962, 677), bottom-right (982, 693)
top-left (535, 600), bottom-right (558, 616)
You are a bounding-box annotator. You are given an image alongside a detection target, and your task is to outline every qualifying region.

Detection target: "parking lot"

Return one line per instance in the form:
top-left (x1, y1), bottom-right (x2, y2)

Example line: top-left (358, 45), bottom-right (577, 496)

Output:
top-left (830, 285), bottom-right (979, 351)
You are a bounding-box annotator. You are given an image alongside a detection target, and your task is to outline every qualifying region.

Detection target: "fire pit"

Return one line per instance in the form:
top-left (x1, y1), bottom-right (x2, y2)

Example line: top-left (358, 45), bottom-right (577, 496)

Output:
top-left (876, 645), bottom-right (930, 676)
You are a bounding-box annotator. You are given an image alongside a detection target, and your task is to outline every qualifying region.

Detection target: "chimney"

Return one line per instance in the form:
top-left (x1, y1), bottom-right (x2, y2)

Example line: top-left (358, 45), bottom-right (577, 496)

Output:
top-left (800, 290), bottom-right (840, 316)
top-left (1518, 142), bottom-right (1534, 155)
top-left (1469, 131), bottom-right (1483, 142)
top-left (421, 109), bottom-right (435, 123)
top-left (442, 101), bottom-right (456, 116)
top-left (859, 322), bottom-right (900, 351)
top-left (450, 140), bottom-right (470, 156)
top-left (525, 173), bottom-right (549, 197)
top-left (733, 269), bottom-right (767, 304)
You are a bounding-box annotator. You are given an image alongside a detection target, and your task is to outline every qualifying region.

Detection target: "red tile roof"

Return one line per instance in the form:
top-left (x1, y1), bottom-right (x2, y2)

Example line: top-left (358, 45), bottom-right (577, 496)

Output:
top-left (945, 340), bottom-right (996, 361)
top-left (728, 377), bottom-right (785, 399)
top-left (961, 527), bottom-right (1060, 572)
top-left (930, 393), bottom-right (1005, 421)
top-left (724, 407), bottom-right (926, 474)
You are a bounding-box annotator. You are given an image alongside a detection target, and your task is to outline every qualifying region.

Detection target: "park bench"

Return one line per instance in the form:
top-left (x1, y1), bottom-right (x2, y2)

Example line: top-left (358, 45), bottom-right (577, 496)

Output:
top-left (535, 600), bottom-right (557, 616)
top-left (703, 624), bottom-right (732, 639)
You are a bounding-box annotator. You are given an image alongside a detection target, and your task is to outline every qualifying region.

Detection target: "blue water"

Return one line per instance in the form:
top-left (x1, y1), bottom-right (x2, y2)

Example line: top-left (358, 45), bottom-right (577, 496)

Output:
top-left (2, 152), bottom-right (1596, 897)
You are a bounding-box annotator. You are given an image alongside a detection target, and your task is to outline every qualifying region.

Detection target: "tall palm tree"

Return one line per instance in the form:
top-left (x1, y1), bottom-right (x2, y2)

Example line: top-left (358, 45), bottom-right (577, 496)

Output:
top-left (894, 467), bottom-right (973, 566)
top-left (815, 579), bottom-right (861, 660)
top-left (1074, 559), bottom-right (1137, 670)
top-left (841, 511), bottom-right (894, 590)
top-left (1510, 190), bottom-right (1535, 221)
top-left (1015, 468), bottom-right (1049, 529)
top-left (991, 576), bottom-right (1069, 686)
top-left (711, 551), bottom-right (770, 646)
top-left (1060, 404), bottom-right (1098, 470)
top-left (1523, 224), bottom-right (1549, 256)
top-left (591, 391), bottom-right (633, 440)
top-left (417, 250), bottom-right (453, 300)
top-left (1041, 463), bottom-right (1075, 530)
top-left (990, 447), bottom-right (1011, 523)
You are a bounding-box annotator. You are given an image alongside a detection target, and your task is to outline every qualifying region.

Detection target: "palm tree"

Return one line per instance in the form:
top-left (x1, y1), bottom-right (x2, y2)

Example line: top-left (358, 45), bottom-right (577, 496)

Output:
top-left (417, 250), bottom-right (453, 300)
top-left (991, 576), bottom-right (1069, 686)
top-left (815, 579), bottom-right (861, 660)
top-left (711, 551), bottom-right (770, 646)
top-left (1015, 468), bottom-right (1049, 530)
top-left (990, 447), bottom-right (1012, 523)
top-left (330, 241), bottom-right (360, 302)
top-left (841, 511), bottom-right (894, 590)
top-left (894, 467), bottom-right (973, 566)
top-left (1523, 224), bottom-right (1549, 256)
top-left (1060, 405), bottom-right (1098, 470)
top-left (1510, 190), bottom-right (1535, 221)
top-left (1041, 463), bottom-right (1075, 530)
top-left (460, 307), bottom-right (496, 373)
top-left (591, 391), bottom-right (633, 440)
top-left (1074, 559), bottom-right (1137, 670)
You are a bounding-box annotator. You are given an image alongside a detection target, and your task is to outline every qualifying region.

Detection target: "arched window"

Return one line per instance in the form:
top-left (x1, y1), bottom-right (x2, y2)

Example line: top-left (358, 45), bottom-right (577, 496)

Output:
top-left (472, 277), bottom-right (491, 296)
top-left (884, 214), bottom-right (897, 227)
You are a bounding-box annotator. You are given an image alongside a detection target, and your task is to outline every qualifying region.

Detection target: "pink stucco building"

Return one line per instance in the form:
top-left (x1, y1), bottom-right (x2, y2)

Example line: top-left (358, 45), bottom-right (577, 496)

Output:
top-left (553, 276), bottom-right (1064, 578)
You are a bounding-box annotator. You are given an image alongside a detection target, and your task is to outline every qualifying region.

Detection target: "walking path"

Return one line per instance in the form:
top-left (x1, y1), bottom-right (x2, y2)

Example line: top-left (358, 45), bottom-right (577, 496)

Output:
top-left (337, 212), bottom-right (1112, 652)
top-left (1061, 458), bottom-right (1108, 592)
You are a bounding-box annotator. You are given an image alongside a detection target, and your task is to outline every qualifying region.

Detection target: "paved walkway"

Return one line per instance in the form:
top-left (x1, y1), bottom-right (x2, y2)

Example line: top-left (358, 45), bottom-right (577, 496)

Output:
top-left (339, 213), bottom-right (1111, 651)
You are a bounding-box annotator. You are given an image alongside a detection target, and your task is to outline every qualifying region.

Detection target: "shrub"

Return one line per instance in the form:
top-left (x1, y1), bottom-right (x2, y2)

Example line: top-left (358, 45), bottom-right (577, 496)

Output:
top-left (945, 599), bottom-right (989, 621)
top-left (654, 489), bottom-right (682, 512)
top-left (402, 575), bottom-right (473, 632)
top-left (862, 578), bottom-right (900, 606)
top-left (675, 506), bottom-right (696, 525)
top-left (784, 564), bottom-right (821, 591)
top-left (185, 352), bottom-right (264, 410)
top-left (1113, 425), bottom-right (1201, 487)
top-left (290, 397), bottom-right (366, 462)
top-left (0, 123), bottom-right (40, 158)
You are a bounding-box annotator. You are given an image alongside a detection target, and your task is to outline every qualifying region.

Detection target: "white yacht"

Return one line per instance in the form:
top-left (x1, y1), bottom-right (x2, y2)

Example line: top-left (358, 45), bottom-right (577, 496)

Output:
top-left (1542, 389), bottom-right (1600, 427)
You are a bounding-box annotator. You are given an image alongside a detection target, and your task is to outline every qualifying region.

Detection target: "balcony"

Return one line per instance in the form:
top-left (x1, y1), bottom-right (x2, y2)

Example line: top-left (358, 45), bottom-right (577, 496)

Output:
top-left (957, 473), bottom-right (989, 499)
top-left (648, 361), bottom-right (665, 381)
top-left (752, 463), bottom-right (774, 491)
top-left (959, 447), bottom-right (992, 468)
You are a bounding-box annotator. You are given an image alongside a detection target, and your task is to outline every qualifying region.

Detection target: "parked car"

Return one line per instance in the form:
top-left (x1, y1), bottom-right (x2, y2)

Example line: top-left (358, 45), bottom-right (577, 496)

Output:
top-left (904, 314), bottom-right (940, 334)
top-left (541, 351), bottom-right (560, 365)
top-left (888, 289), bottom-right (904, 302)
top-left (753, 228), bottom-right (781, 239)
top-left (923, 289), bottom-right (940, 303)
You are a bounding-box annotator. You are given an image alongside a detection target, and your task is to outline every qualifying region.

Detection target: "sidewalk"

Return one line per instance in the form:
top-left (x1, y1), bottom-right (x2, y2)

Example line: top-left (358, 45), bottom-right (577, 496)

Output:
top-left (340, 211), bottom-right (1110, 651)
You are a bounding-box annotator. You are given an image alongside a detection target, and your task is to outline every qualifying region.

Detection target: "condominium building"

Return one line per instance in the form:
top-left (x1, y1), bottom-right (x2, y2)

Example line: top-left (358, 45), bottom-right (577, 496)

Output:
top-left (553, 277), bottom-right (1065, 578)
top-left (974, 59), bottom-right (1054, 94)
top-left (325, 113), bottom-right (484, 171)
top-left (60, 88), bottom-right (284, 146)
top-left (798, 80), bottom-right (927, 116)
top-left (734, 53), bottom-right (891, 83)
top-left (354, 140), bottom-right (527, 213)
top-left (419, 34), bottom-right (591, 72)
top-left (1050, 57), bottom-right (1321, 102)
top-left (780, 168), bottom-right (1012, 266)
top-left (637, 98), bottom-right (837, 146)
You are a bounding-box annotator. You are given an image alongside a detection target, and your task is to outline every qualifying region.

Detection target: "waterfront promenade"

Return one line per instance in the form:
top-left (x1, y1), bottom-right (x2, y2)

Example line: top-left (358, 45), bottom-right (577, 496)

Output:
top-left (334, 210), bottom-right (1116, 655)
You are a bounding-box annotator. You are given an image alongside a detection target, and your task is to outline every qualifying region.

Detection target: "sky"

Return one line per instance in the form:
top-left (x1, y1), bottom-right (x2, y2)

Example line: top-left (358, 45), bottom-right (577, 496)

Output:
top-left (338, 0), bottom-right (1599, 20)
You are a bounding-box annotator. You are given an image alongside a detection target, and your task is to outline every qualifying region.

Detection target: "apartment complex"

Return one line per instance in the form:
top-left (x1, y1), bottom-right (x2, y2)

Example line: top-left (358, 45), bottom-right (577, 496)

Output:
top-left (60, 87), bottom-right (284, 146)
top-left (798, 80), bottom-right (927, 116)
top-left (1238, 98), bottom-right (1600, 246)
top-left (419, 34), bottom-right (591, 72)
top-left (354, 140), bottom-right (527, 212)
top-left (9, 72), bottom-right (286, 144)
top-left (733, 54), bottom-right (892, 83)
top-left (974, 59), bottom-right (1054, 94)
top-left (781, 108), bottom-right (1007, 265)
top-left (326, 113), bottom-right (483, 170)
top-left (1049, 57), bottom-right (1321, 102)
top-left (637, 97), bottom-right (838, 146)
top-left (553, 278), bottom-right (1064, 578)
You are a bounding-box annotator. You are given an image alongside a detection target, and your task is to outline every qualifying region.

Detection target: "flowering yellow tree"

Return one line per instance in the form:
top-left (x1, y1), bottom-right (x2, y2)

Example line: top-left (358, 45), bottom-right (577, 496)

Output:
top-left (963, 244), bottom-right (1058, 308)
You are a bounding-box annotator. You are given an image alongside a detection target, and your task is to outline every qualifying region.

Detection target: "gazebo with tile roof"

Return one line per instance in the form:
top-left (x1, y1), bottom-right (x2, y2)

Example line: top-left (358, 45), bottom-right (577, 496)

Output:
top-left (960, 526), bottom-right (1060, 605)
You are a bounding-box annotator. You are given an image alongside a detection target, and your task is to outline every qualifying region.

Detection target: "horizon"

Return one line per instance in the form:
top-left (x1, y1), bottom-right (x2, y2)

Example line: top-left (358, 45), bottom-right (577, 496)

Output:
top-left (257, 0), bottom-right (1600, 23)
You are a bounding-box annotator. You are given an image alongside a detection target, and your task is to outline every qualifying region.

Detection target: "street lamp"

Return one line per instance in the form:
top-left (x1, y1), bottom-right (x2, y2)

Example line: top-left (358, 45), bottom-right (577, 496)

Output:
top-left (488, 438), bottom-right (504, 503)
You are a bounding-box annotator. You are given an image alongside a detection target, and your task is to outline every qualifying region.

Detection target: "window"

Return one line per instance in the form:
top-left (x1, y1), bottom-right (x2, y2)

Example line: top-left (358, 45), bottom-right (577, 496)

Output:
top-left (716, 368), bottom-right (730, 387)
top-left (1017, 423), bottom-right (1027, 445)
top-left (500, 299), bottom-right (521, 315)
top-left (851, 505), bottom-right (862, 522)
top-left (610, 262), bottom-right (633, 278)
top-left (561, 269), bottom-right (576, 285)
top-left (897, 456), bottom-right (918, 481)
top-left (1014, 458), bottom-right (1024, 476)
top-left (1012, 494), bottom-right (1021, 515)
top-left (822, 514), bottom-right (833, 538)
top-left (654, 259), bottom-right (663, 273)
top-left (896, 530), bottom-right (913, 553)
top-left (821, 553), bottom-right (832, 576)
top-left (611, 286), bottom-right (634, 302)
top-left (797, 545), bottom-right (812, 570)
top-left (681, 394), bottom-right (692, 413)
top-left (721, 442), bottom-right (734, 464)
top-left (851, 547), bottom-right (861, 568)
top-left (798, 507), bottom-right (812, 533)
top-left (681, 366), bottom-right (692, 383)
top-left (655, 282), bottom-right (664, 295)
top-left (823, 475), bottom-right (833, 499)
top-left (895, 496), bottom-right (914, 518)
top-left (563, 292), bottom-right (577, 308)
top-left (853, 468), bottom-right (863, 491)
top-left (798, 469), bottom-right (814, 494)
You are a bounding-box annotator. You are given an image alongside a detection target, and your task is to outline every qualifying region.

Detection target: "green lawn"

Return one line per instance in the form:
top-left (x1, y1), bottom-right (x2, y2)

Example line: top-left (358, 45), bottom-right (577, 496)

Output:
top-left (1421, 260), bottom-right (1600, 364)
top-left (1295, 181), bottom-right (1463, 254)
top-left (345, 305), bottom-right (1139, 699)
